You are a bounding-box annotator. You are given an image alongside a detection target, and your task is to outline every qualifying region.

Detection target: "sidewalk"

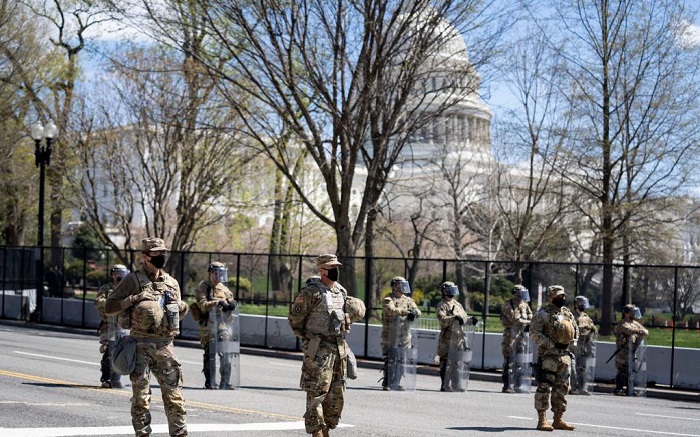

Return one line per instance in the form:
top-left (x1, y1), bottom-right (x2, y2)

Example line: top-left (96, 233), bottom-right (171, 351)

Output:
top-left (4, 319), bottom-right (698, 403)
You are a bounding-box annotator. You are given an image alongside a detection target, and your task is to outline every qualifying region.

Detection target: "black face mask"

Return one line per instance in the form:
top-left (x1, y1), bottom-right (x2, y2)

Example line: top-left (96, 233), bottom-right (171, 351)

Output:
top-left (576, 305), bottom-right (585, 311)
top-left (325, 268), bottom-right (339, 282)
top-left (149, 255), bottom-right (166, 269)
top-left (552, 296), bottom-right (566, 308)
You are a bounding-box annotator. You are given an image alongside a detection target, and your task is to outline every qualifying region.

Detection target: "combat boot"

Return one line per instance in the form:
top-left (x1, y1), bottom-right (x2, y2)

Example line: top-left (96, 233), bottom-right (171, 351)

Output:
top-left (552, 412), bottom-right (575, 431)
top-left (322, 426), bottom-right (330, 437)
top-left (310, 429), bottom-right (323, 437)
top-left (536, 411), bottom-right (553, 431)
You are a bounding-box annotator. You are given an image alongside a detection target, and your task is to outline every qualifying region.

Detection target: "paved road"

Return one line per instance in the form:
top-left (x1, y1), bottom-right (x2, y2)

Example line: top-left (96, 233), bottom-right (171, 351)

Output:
top-left (0, 323), bottom-right (698, 436)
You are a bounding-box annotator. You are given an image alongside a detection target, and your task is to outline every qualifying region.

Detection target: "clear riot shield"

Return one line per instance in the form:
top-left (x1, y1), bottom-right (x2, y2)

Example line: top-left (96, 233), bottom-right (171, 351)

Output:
top-left (509, 330), bottom-right (533, 393)
top-left (577, 331), bottom-right (597, 394)
top-left (386, 315), bottom-right (417, 392)
top-left (627, 337), bottom-right (647, 397)
top-left (107, 316), bottom-right (128, 385)
top-left (209, 306), bottom-right (241, 389)
top-left (444, 321), bottom-right (474, 392)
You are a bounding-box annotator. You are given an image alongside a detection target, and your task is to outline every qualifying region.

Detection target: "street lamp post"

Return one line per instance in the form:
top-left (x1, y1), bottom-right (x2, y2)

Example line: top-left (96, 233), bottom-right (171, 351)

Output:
top-left (31, 121), bottom-right (58, 321)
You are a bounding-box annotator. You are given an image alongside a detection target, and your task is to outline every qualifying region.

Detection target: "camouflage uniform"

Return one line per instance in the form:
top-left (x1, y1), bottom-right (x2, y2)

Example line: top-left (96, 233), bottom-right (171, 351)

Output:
top-left (613, 314), bottom-right (648, 394)
top-left (196, 279), bottom-right (237, 389)
top-left (381, 291), bottom-right (420, 389)
top-left (530, 287), bottom-right (579, 431)
top-left (288, 255), bottom-right (351, 436)
top-left (436, 297), bottom-right (468, 390)
top-left (571, 309), bottom-right (596, 393)
top-left (381, 293), bottom-right (421, 354)
top-left (105, 238), bottom-right (188, 437)
top-left (501, 298), bottom-right (533, 391)
top-left (95, 281), bottom-right (121, 388)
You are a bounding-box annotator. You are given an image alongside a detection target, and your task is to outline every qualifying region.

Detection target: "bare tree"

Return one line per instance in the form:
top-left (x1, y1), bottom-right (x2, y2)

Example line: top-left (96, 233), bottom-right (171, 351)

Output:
top-left (531, 0), bottom-right (700, 335)
top-left (67, 43), bottom-right (258, 263)
top-left (122, 0), bottom-right (511, 293)
top-left (489, 28), bottom-right (578, 285)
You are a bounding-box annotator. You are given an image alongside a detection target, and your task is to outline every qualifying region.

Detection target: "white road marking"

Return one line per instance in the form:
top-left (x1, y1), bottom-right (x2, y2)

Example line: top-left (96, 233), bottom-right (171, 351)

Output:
top-left (0, 401), bottom-right (92, 406)
top-left (509, 416), bottom-right (700, 436)
top-left (14, 351), bottom-right (97, 366)
top-left (636, 412), bottom-right (700, 421)
top-left (0, 421), bottom-right (353, 436)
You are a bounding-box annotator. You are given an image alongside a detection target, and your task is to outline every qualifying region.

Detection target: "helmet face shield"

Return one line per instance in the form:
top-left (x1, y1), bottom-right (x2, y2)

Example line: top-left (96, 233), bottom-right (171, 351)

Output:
top-left (515, 288), bottom-right (530, 302)
top-left (632, 307), bottom-right (642, 320)
top-left (575, 296), bottom-right (590, 309)
top-left (112, 266), bottom-right (129, 282)
top-left (210, 267), bottom-right (228, 284)
top-left (444, 285), bottom-right (459, 297)
top-left (393, 279), bottom-right (411, 296)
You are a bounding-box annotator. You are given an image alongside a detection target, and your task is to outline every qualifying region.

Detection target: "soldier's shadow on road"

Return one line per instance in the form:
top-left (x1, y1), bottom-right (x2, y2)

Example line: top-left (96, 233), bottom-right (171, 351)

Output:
top-left (23, 382), bottom-right (102, 389)
top-left (447, 426), bottom-right (533, 432)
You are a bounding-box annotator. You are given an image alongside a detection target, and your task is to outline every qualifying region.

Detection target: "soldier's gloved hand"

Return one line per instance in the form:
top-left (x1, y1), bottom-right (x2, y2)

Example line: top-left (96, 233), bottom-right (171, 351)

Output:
top-left (407, 311), bottom-right (415, 321)
top-left (455, 315), bottom-right (464, 326)
top-left (226, 300), bottom-right (237, 311)
top-left (470, 316), bottom-right (479, 326)
top-left (523, 324), bottom-right (530, 333)
top-left (218, 299), bottom-right (227, 308)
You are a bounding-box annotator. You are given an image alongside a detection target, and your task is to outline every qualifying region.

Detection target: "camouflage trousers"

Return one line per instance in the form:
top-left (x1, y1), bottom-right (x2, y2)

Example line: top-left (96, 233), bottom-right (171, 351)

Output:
top-left (534, 353), bottom-right (571, 413)
top-left (130, 340), bottom-right (187, 437)
top-left (300, 338), bottom-right (347, 434)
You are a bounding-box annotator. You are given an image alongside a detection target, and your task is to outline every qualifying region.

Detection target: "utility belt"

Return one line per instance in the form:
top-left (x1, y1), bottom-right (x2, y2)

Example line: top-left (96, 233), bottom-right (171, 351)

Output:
top-left (548, 347), bottom-right (570, 356)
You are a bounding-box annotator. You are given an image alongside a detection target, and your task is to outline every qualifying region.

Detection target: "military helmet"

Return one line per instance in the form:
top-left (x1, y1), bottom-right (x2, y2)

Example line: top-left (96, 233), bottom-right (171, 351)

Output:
top-left (547, 285), bottom-right (566, 297)
top-left (111, 264), bottom-right (128, 274)
top-left (390, 276), bottom-right (407, 286)
top-left (622, 303), bottom-right (642, 319)
top-left (441, 281), bottom-right (459, 297)
top-left (208, 261), bottom-right (226, 272)
top-left (575, 295), bottom-right (590, 309)
top-left (391, 276), bottom-right (411, 295)
top-left (345, 296), bottom-right (366, 323)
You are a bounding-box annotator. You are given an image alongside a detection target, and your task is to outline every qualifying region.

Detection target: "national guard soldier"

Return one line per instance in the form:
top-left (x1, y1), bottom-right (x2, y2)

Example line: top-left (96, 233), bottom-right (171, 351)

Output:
top-left (530, 285), bottom-right (579, 432)
top-left (436, 281), bottom-right (477, 392)
top-left (195, 261), bottom-right (239, 390)
top-left (380, 276), bottom-right (421, 391)
top-left (288, 254), bottom-right (359, 437)
top-left (95, 264), bottom-right (129, 389)
top-left (105, 237), bottom-right (188, 437)
top-left (613, 303), bottom-right (649, 396)
top-left (570, 295), bottom-right (597, 395)
top-left (501, 284), bottom-right (533, 393)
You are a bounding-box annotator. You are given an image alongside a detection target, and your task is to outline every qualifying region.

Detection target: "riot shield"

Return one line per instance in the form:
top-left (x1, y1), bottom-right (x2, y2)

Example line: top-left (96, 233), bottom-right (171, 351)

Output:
top-left (509, 330), bottom-right (533, 393)
top-left (575, 331), bottom-right (597, 395)
top-left (386, 315), bottom-right (417, 392)
top-left (444, 321), bottom-right (474, 392)
top-left (627, 337), bottom-right (647, 397)
top-left (107, 316), bottom-right (128, 386)
top-left (209, 305), bottom-right (241, 389)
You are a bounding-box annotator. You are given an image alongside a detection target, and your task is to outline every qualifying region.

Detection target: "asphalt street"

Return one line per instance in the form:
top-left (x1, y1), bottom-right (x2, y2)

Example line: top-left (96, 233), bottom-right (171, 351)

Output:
top-left (0, 323), bottom-right (698, 436)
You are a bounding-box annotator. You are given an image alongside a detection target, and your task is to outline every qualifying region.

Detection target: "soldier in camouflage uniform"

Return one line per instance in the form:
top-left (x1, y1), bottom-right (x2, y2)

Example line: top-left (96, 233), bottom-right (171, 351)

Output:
top-left (105, 238), bottom-right (188, 437)
top-left (94, 264), bottom-right (129, 389)
top-left (501, 285), bottom-right (533, 393)
top-left (380, 276), bottom-right (421, 390)
top-left (288, 254), bottom-right (359, 437)
top-left (195, 261), bottom-right (238, 389)
top-left (613, 304), bottom-right (648, 396)
top-left (436, 281), bottom-right (475, 392)
top-left (530, 285), bottom-right (579, 432)
top-left (570, 295), bottom-right (597, 395)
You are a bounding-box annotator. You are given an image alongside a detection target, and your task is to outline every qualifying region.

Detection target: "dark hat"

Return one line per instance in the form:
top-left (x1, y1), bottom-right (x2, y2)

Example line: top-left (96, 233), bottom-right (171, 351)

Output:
top-left (141, 237), bottom-right (169, 252)
top-left (317, 254), bottom-right (342, 267)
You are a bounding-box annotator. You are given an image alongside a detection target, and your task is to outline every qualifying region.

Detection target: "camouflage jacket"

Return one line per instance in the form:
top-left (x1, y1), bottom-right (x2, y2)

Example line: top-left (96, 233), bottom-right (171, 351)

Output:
top-left (381, 293), bottom-right (420, 352)
top-left (501, 299), bottom-right (532, 330)
top-left (530, 304), bottom-right (579, 357)
top-left (104, 268), bottom-right (187, 339)
top-left (288, 277), bottom-right (349, 342)
top-left (196, 280), bottom-right (236, 342)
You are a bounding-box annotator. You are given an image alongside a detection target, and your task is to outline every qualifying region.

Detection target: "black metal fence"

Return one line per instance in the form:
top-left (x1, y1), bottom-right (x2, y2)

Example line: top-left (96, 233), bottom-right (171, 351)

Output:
top-left (1, 245), bottom-right (698, 387)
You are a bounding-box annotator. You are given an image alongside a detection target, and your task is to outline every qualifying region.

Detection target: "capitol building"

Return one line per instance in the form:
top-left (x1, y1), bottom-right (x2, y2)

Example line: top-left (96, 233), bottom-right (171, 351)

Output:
top-left (351, 14), bottom-right (493, 219)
